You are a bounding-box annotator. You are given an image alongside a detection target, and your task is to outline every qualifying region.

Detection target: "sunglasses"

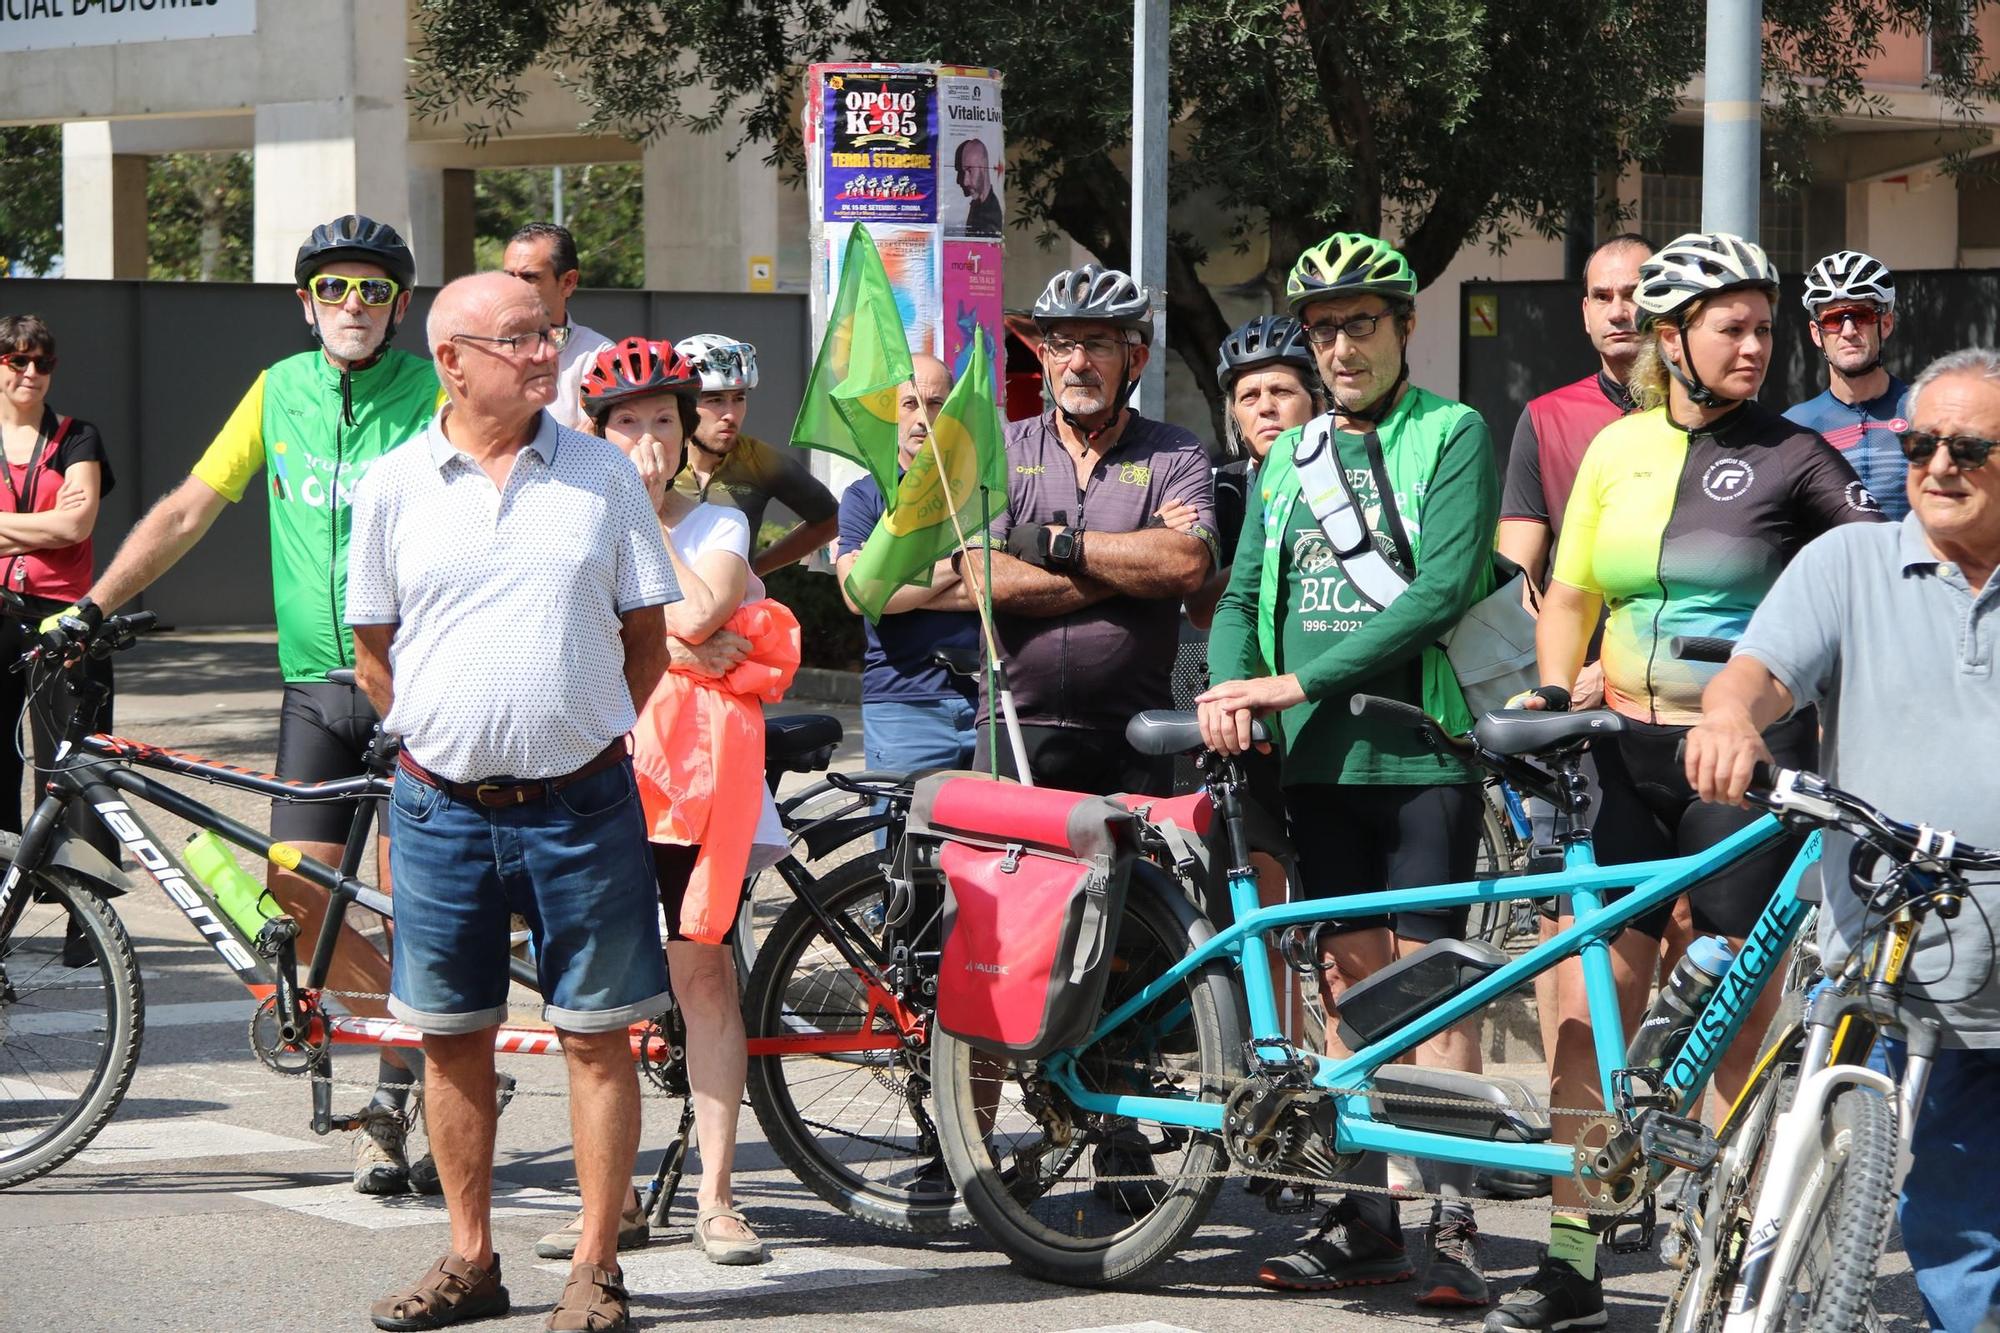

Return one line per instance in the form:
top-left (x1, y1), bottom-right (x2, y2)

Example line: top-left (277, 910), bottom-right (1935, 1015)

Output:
top-left (1813, 307), bottom-right (1881, 333)
top-left (0, 353), bottom-right (56, 374)
top-left (308, 274), bottom-right (401, 307)
top-left (1900, 430), bottom-right (1997, 470)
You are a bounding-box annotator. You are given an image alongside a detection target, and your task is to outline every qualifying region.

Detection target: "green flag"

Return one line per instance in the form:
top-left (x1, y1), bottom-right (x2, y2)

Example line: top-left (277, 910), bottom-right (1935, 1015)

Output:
top-left (790, 227), bottom-right (913, 502)
top-left (844, 328), bottom-right (1008, 622)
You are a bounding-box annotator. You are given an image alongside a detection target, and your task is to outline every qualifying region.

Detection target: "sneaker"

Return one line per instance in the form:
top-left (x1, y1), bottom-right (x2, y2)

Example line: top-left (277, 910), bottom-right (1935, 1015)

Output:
top-left (406, 1152), bottom-right (441, 1196)
top-left (1387, 1155), bottom-right (1425, 1199)
top-left (1417, 1212), bottom-right (1491, 1307)
top-left (910, 1155), bottom-right (954, 1199)
top-left (1257, 1195), bottom-right (1413, 1291)
top-left (534, 1190), bottom-right (652, 1260)
top-left (1484, 1256), bottom-right (1607, 1332)
top-left (1091, 1125), bottom-right (1164, 1217)
top-left (351, 1114), bottom-right (410, 1196)
top-left (1476, 1168), bottom-right (1552, 1200)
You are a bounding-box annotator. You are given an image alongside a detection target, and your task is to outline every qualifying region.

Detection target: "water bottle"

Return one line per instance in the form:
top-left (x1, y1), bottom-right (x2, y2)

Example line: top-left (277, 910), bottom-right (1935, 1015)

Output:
top-left (184, 830), bottom-right (278, 941)
top-left (1624, 935), bottom-right (1735, 1071)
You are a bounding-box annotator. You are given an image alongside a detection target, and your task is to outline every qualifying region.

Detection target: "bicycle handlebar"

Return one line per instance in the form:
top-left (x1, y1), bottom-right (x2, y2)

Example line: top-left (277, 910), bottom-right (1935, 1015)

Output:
top-left (1669, 634), bottom-right (1736, 665)
top-left (1749, 762), bottom-right (2000, 873)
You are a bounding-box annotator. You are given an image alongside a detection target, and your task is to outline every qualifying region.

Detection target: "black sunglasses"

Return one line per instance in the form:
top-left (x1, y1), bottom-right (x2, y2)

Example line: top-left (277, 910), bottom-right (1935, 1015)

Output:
top-left (1900, 430), bottom-right (1997, 470)
top-left (0, 353), bottom-right (56, 374)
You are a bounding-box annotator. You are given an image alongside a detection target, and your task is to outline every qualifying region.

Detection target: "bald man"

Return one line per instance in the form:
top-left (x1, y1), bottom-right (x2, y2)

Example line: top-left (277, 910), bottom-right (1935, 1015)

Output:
top-left (348, 272), bottom-right (678, 1330)
top-left (836, 354), bottom-right (982, 781)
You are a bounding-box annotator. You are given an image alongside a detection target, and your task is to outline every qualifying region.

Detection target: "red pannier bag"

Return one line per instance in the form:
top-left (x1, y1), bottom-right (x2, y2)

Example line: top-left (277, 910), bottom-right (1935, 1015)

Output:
top-left (905, 773), bottom-right (1137, 1059)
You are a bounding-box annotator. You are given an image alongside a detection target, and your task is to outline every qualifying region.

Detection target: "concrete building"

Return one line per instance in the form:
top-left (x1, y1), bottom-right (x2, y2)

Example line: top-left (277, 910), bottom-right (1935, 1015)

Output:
top-left (5, 1), bottom-right (1999, 432)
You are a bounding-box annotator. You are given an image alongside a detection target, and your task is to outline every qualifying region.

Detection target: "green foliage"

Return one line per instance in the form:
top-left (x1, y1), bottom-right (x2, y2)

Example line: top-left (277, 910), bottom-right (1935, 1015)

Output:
top-left (148, 152), bottom-right (254, 282)
top-left (0, 127), bottom-right (62, 276)
top-left (472, 163), bottom-right (646, 287)
top-left (757, 522), bottom-right (864, 672)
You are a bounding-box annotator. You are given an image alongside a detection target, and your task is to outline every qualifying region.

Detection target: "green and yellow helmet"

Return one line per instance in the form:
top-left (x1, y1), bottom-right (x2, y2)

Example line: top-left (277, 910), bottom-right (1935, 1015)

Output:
top-left (1286, 233), bottom-right (1419, 314)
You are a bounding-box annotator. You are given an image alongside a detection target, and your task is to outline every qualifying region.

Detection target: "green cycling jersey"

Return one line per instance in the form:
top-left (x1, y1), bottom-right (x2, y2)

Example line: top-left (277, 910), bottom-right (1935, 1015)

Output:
top-left (192, 348), bottom-right (441, 683)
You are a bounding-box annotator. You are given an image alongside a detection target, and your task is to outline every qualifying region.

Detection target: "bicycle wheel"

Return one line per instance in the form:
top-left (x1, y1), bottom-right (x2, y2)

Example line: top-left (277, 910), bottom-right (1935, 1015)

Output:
top-left (0, 870), bottom-right (144, 1189)
top-left (1760, 1085), bottom-right (1898, 1333)
top-left (932, 874), bottom-right (1246, 1286)
top-left (744, 855), bottom-right (965, 1233)
top-left (1464, 790), bottom-right (1521, 946)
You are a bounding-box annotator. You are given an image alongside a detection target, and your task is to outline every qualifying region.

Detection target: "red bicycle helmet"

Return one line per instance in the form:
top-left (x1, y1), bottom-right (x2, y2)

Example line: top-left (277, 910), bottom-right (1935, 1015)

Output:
top-left (581, 337), bottom-right (702, 422)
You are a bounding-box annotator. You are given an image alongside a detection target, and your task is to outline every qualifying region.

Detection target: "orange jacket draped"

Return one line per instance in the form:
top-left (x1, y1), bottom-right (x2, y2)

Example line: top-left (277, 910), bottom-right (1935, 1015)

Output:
top-left (631, 597), bottom-right (801, 945)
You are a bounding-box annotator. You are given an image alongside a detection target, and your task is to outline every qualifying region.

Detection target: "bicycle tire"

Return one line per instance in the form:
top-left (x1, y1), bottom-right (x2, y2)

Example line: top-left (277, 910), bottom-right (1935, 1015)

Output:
top-left (744, 855), bottom-right (965, 1234)
top-left (0, 871), bottom-right (144, 1189)
top-left (1465, 791), bottom-right (1520, 946)
top-left (1763, 1085), bottom-right (1898, 1333)
top-left (932, 873), bottom-right (1245, 1287)
top-left (1659, 987), bottom-right (1804, 1333)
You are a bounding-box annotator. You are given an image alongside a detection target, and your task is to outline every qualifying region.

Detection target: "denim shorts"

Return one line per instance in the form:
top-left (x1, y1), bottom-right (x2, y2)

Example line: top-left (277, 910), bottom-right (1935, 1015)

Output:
top-left (385, 759), bottom-right (671, 1035)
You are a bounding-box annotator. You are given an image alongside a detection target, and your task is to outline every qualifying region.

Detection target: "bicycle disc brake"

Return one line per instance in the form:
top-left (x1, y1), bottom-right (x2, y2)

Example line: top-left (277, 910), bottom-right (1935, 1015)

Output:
top-left (249, 992), bottom-right (331, 1076)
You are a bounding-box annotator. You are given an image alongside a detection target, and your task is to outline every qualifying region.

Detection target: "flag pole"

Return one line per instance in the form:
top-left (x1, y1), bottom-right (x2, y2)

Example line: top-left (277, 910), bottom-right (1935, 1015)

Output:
top-left (912, 335), bottom-right (1032, 785)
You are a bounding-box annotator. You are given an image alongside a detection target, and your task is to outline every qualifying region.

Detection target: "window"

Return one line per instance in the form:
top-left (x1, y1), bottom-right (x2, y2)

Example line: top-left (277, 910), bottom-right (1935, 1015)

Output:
top-left (1640, 172), bottom-right (1806, 274)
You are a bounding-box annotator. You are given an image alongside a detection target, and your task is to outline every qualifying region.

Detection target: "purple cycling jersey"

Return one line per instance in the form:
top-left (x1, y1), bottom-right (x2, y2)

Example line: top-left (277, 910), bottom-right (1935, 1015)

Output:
top-left (976, 410), bottom-right (1217, 732)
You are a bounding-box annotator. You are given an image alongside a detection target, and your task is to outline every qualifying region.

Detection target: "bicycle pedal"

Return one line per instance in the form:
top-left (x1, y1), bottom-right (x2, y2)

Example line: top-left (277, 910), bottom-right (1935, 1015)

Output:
top-left (1602, 1197), bottom-right (1656, 1255)
top-left (1638, 1109), bottom-right (1717, 1172)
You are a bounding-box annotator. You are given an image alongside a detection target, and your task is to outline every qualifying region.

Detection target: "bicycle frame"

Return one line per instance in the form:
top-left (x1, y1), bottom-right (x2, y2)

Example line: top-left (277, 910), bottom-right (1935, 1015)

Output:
top-left (1046, 802), bottom-right (1819, 1187)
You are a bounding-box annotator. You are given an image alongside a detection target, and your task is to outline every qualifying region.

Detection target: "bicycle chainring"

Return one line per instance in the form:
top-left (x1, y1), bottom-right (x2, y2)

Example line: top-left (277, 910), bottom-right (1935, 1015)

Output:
top-left (249, 992), bottom-right (331, 1076)
top-left (639, 1015), bottom-right (689, 1096)
top-left (1572, 1115), bottom-right (1643, 1207)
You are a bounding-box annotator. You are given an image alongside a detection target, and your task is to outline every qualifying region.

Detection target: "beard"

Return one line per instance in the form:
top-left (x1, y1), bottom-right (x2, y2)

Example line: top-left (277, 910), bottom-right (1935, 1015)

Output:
top-left (320, 319), bottom-right (386, 363)
top-left (1058, 377), bottom-right (1113, 417)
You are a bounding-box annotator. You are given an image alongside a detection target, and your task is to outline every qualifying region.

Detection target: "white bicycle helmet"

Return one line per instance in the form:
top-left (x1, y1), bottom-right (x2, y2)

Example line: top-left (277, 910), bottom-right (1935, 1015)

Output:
top-left (674, 334), bottom-right (760, 391)
top-left (1801, 250), bottom-right (1896, 313)
top-left (1634, 232), bottom-right (1780, 326)
top-left (1032, 263), bottom-right (1155, 344)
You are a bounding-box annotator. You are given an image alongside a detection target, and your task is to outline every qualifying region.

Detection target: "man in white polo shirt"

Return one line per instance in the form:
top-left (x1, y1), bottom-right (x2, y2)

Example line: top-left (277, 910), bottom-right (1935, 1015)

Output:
top-left (347, 272), bottom-right (677, 1332)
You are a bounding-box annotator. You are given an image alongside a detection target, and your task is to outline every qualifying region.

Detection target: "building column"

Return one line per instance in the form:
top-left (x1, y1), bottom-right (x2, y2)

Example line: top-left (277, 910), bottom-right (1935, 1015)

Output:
top-left (61, 121), bottom-right (148, 279)
top-left (405, 166), bottom-right (477, 286)
top-left (642, 130), bottom-right (743, 292)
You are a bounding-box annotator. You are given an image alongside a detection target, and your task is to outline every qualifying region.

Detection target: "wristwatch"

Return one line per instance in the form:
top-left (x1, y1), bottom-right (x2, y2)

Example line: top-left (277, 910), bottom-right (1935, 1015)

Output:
top-left (1045, 526), bottom-right (1081, 570)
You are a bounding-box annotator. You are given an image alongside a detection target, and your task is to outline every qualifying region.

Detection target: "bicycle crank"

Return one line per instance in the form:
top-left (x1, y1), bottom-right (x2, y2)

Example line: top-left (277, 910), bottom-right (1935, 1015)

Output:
top-left (1572, 1115), bottom-right (1644, 1208)
top-left (249, 992), bottom-right (332, 1076)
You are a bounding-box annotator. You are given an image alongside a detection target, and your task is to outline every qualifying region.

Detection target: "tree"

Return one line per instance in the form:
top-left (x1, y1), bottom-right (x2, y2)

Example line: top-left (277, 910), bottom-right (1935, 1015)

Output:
top-left (0, 127), bottom-right (62, 276)
top-left (417, 2), bottom-right (2000, 428)
top-left (472, 163), bottom-right (645, 287)
top-left (148, 152), bottom-right (254, 282)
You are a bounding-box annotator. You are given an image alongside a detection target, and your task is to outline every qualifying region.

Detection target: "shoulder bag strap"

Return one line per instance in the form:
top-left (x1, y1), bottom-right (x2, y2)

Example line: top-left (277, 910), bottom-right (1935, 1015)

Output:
top-left (1291, 413), bottom-right (1411, 611)
top-left (1360, 428), bottom-right (1416, 580)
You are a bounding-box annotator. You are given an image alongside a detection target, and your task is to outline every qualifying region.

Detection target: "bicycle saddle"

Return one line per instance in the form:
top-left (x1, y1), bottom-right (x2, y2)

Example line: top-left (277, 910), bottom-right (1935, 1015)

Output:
top-left (1473, 708), bottom-right (1624, 757)
top-left (1124, 709), bottom-right (1269, 757)
top-left (765, 714), bottom-right (843, 764)
top-left (931, 644), bottom-right (982, 679)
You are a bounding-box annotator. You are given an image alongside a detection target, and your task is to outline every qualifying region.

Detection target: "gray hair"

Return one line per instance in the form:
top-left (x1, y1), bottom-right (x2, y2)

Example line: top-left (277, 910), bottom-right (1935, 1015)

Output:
top-left (1908, 347), bottom-right (2000, 420)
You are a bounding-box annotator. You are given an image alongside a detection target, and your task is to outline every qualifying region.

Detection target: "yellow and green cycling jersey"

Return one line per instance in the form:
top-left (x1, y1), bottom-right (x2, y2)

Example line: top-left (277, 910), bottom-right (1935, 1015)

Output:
top-left (192, 348), bottom-right (442, 683)
top-left (1553, 400), bottom-right (1882, 724)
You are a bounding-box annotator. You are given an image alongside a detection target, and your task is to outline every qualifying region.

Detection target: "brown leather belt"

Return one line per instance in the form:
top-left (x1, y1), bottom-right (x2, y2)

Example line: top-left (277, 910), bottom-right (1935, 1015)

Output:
top-left (397, 739), bottom-right (629, 809)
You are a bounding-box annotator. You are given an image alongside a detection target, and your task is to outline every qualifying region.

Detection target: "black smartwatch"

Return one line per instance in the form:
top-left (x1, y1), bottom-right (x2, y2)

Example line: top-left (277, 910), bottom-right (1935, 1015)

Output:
top-left (1044, 527), bottom-right (1081, 570)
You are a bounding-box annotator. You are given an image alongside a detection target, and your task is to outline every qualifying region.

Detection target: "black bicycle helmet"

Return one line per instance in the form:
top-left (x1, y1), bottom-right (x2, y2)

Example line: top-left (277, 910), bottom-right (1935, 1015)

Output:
top-left (294, 214), bottom-right (417, 291)
top-left (1216, 314), bottom-right (1315, 391)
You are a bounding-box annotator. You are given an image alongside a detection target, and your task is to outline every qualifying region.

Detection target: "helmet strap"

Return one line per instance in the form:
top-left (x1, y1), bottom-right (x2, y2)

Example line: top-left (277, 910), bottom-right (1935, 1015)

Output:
top-left (1335, 357), bottom-right (1409, 429)
top-left (1665, 326), bottom-right (1731, 410)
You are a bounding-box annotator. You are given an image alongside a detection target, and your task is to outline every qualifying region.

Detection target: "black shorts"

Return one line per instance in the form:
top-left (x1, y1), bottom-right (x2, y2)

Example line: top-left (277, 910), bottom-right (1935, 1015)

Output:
top-left (271, 681), bottom-right (382, 845)
top-left (1285, 782), bottom-right (1483, 943)
top-left (652, 842), bottom-right (734, 946)
top-left (1589, 710), bottom-right (1817, 939)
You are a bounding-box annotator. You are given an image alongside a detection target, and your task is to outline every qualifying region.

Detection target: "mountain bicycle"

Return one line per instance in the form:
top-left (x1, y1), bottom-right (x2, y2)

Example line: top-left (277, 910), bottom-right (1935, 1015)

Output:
top-left (0, 610), bottom-right (970, 1233)
top-left (916, 695), bottom-right (1871, 1286)
top-left (1658, 772), bottom-right (1992, 1333)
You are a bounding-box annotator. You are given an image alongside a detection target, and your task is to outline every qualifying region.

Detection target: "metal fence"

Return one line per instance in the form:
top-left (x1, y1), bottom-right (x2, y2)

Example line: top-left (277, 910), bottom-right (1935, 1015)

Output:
top-left (0, 278), bottom-right (809, 628)
top-left (1459, 267), bottom-right (2000, 476)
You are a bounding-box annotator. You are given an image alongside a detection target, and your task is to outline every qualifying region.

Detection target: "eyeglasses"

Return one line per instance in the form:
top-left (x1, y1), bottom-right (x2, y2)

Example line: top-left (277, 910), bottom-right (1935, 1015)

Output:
top-left (309, 274), bottom-right (401, 307)
top-left (1813, 306), bottom-right (1881, 333)
top-left (1303, 312), bottom-right (1392, 345)
top-left (1900, 429), bottom-right (1997, 470)
top-left (0, 353), bottom-right (56, 374)
top-left (1042, 333), bottom-right (1132, 361)
top-left (450, 327), bottom-right (560, 357)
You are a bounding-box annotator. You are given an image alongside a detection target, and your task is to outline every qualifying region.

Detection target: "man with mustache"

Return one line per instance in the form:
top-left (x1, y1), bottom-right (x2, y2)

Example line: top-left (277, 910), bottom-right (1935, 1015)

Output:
top-left (957, 262), bottom-right (1216, 798)
top-left (74, 215), bottom-right (442, 1196)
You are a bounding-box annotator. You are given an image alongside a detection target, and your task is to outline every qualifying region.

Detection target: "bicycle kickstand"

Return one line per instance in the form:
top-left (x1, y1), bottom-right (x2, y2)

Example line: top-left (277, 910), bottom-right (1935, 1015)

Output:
top-left (642, 1100), bottom-right (697, 1228)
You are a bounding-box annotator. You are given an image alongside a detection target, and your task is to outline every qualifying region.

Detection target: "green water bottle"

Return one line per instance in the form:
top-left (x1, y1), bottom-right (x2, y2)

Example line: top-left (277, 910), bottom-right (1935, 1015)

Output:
top-left (184, 830), bottom-right (278, 940)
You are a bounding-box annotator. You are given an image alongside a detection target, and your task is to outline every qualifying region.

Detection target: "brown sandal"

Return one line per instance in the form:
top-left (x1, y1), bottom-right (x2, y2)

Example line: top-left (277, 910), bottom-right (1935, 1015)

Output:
top-left (370, 1252), bottom-right (510, 1331)
top-left (547, 1261), bottom-right (631, 1332)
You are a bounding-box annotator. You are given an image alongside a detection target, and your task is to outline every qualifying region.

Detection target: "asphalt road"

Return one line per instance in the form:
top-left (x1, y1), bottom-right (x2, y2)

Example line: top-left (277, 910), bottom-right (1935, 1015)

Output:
top-left (0, 631), bottom-right (1928, 1332)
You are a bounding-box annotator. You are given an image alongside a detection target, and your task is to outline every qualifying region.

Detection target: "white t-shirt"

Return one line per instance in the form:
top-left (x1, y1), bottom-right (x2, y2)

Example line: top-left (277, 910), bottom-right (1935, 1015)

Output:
top-left (549, 319), bottom-right (614, 432)
top-left (664, 501), bottom-right (784, 871)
